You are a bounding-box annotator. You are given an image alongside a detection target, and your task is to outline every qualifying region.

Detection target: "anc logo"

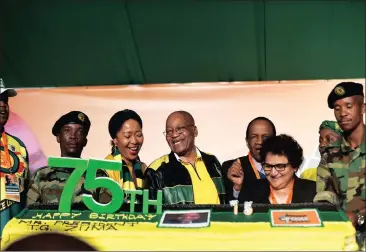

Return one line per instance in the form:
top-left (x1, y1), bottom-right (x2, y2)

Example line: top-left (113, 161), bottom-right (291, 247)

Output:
top-left (0, 147), bottom-right (20, 174)
top-left (334, 86), bottom-right (345, 96)
top-left (78, 113), bottom-right (85, 122)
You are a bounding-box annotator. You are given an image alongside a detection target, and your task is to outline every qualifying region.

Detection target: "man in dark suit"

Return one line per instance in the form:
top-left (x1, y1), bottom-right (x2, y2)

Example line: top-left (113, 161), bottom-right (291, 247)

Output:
top-left (223, 117), bottom-right (276, 201)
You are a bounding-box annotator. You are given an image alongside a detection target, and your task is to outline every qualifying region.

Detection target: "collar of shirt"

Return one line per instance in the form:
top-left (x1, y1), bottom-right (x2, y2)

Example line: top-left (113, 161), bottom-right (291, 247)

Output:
top-left (360, 125), bottom-right (366, 155)
top-left (174, 147), bottom-right (202, 162)
top-left (340, 124), bottom-right (366, 155)
top-left (252, 156), bottom-right (264, 174)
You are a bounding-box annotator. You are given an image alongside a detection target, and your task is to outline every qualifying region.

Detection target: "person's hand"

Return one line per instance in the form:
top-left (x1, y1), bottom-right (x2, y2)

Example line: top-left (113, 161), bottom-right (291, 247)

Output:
top-left (227, 159), bottom-right (244, 191)
top-left (346, 211), bottom-right (358, 227)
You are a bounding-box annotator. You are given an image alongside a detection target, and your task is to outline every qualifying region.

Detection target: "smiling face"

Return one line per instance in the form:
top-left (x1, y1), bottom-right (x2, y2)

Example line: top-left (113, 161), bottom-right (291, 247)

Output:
top-left (263, 153), bottom-right (296, 190)
top-left (113, 119), bottom-right (144, 163)
top-left (0, 101), bottom-right (9, 127)
top-left (246, 120), bottom-right (275, 162)
top-left (333, 95), bottom-right (365, 132)
top-left (165, 112), bottom-right (197, 156)
top-left (57, 123), bottom-right (87, 158)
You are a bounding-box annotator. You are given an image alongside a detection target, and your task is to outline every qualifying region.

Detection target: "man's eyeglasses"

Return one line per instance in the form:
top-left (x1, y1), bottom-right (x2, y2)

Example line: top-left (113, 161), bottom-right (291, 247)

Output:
top-left (262, 163), bottom-right (289, 172)
top-left (163, 125), bottom-right (194, 137)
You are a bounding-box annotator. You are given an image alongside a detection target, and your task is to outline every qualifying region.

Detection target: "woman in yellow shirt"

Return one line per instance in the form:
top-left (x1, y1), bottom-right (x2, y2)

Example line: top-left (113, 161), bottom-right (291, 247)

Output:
top-left (104, 109), bottom-right (146, 203)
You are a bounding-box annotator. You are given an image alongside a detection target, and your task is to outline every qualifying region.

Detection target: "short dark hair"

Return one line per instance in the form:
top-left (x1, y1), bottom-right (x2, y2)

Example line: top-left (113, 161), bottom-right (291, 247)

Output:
top-left (259, 134), bottom-right (304, 169)
top-left (245, 117), bottom-right (276, 139)
top-left (108, 109), bottom-right (143, 139)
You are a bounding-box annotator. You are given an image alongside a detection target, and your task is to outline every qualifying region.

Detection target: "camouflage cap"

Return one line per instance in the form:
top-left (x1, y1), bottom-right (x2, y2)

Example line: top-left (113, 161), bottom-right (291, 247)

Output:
top-left (52, 111), bottom-right (91, 136)
top-left (327, 82), bottom-right (364, 109)
top-left (319, 120), bottom-right (343, 136)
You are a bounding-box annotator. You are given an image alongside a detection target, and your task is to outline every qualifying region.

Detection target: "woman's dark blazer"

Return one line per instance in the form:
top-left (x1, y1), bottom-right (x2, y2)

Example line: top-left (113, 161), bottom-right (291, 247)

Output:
top-left (237, 176), bottom-right (316, 203)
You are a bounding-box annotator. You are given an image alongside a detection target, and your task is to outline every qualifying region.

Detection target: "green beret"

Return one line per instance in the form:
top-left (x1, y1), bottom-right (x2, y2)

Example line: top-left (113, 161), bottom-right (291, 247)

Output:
top-left (327, 82), bottom-right (364, 109)
top-left (52, 111), bottom-right (91, 136)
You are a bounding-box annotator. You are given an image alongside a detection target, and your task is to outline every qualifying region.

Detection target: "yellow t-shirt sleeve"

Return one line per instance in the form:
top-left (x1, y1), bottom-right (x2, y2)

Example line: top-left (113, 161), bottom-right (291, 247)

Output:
top-left (300, 168), bottom-right (317, 182)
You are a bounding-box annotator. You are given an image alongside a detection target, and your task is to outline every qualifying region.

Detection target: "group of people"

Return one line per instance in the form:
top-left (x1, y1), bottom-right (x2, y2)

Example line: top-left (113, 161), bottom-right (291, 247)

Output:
top-left (1, 81), bottom-right (365, 246)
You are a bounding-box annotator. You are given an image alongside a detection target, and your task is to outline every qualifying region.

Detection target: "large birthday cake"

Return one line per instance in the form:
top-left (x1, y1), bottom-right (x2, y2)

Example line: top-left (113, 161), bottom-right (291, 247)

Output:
top-left (1, 202), bottom-right (359, 251)
top-left (1, 158), bottom-right (360, 251)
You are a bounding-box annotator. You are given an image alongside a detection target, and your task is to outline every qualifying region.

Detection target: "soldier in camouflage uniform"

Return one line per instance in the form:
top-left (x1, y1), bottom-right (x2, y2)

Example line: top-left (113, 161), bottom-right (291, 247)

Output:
top-left (314, 82), bottom-right (365, 249)
top-left (27, 111), bottom-right (109, 205)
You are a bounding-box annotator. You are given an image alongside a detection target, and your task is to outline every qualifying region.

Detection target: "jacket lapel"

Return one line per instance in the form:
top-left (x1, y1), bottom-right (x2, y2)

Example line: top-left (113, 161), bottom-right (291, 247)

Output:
top-left (291, 176), bottom-right (303, 203)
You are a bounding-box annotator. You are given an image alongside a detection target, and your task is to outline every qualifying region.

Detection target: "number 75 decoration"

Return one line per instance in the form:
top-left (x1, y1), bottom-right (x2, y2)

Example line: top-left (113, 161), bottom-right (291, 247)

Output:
top-left (48, 157), bottom-right (162, 214)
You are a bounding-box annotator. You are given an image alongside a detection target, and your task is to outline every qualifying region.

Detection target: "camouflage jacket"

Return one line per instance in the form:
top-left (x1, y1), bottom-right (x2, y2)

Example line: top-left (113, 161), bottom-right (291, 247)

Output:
top-left (27, 166), bottom-right (110, 206)
top-left (315, 127), bottom-right (366, 212)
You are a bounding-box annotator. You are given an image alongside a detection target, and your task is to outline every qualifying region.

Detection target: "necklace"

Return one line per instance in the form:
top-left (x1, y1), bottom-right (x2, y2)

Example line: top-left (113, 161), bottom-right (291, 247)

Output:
top-left (269, 179), bottom-right (294, 204)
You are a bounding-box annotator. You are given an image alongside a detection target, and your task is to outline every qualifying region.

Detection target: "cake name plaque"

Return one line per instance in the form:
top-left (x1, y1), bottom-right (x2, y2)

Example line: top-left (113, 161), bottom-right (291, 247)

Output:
top-left (269, 209), bottom-right (323, 227)
top-left (48, 157), bottom-right (163, 214)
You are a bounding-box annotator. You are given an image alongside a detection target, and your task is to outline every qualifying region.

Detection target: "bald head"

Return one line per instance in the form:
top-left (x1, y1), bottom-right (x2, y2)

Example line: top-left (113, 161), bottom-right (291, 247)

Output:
top-left (166, 111), bottom-right (195, 127)
top-left (165, 111), bottom-right (197, 157)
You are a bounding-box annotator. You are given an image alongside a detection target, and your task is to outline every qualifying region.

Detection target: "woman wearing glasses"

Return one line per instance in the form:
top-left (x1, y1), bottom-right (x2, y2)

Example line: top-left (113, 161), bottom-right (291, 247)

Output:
top-left (238, 134), bottom-right (316, 204)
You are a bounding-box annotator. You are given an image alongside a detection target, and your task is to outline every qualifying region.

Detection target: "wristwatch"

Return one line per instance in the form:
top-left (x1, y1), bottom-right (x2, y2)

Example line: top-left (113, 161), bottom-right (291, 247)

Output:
top-left (356, 210), bottom-right (365, 226)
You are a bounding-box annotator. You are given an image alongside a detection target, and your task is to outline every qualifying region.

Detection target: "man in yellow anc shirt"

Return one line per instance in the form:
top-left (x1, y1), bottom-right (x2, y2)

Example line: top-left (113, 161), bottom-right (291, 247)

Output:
top-left (144, 111), bottom-right (225, 205)
top-left (0, 79), bottom-right (29, 238)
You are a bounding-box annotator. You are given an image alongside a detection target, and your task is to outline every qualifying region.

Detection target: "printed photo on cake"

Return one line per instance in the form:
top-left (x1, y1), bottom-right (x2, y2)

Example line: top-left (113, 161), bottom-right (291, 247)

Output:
top-left (159, 210), bottom-right (211, 228)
